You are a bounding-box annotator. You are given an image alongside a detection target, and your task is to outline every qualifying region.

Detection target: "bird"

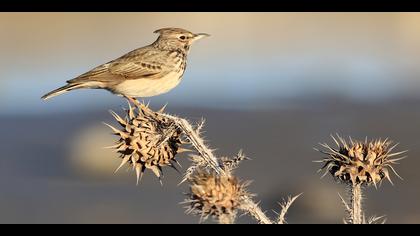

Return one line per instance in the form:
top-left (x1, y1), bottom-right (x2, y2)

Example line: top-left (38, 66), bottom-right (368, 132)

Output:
top-left (41, 28), bottom-right (210, 101)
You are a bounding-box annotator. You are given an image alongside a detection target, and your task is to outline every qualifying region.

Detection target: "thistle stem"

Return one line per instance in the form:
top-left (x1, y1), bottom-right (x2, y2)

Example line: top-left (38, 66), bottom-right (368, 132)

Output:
top-left (218, 214), bottom-right (235, 224)
top-left (350, 184), bottom-right (363, 224)
top-left (161, 112), bottom-right (273, 224)
top-left (241, 198), bottom-right (273, 224)
top-left (162, 114), bottom-right (224, 175)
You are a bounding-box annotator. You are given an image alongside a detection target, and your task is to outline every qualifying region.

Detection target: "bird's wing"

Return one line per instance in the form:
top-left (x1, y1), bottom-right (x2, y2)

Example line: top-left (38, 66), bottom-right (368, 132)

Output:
top-left (68, 47), bottom-right (174, 84)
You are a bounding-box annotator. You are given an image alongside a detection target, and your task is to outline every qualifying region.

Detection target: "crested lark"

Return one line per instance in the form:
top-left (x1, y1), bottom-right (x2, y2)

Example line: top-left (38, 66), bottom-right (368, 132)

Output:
top-left (42, 28), bottom-right (209, 100)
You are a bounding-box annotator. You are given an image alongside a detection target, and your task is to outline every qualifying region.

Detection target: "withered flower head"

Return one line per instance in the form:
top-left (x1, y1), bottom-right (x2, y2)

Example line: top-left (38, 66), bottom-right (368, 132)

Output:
top-left (316, 134), bottom-right (406, 187)
top-left (184, 169), bottom-right (249, 224)
top-left (104, 102), bottom-right (189, 184)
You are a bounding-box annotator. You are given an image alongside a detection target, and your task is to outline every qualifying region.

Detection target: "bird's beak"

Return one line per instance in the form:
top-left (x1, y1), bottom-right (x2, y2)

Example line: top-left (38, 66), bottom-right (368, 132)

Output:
top-left (193, 33), bottom-right (210, 41)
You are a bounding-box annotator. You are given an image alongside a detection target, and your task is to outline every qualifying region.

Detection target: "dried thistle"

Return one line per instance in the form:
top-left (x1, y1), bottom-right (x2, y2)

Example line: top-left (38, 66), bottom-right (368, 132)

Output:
top-left (183, 169), bottom-right (250, 224)
top-left (316, 134), bottom-right (406, 187)
top-left (104, 101), bottom-right (190, 184)
top-left (316, 134), bottom-right (406, 224)
top-left (103, 99), bottom-right (296, 224)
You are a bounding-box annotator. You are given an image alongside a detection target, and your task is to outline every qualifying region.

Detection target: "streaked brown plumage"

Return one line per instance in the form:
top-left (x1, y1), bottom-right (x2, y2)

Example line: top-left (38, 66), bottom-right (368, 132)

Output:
top-left (41, 28), bottom-right (209, 100)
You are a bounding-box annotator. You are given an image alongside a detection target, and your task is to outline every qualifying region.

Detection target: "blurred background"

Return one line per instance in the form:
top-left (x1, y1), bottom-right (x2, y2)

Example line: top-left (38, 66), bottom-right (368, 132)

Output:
top-left (1, 13), bottom-right (420, 223)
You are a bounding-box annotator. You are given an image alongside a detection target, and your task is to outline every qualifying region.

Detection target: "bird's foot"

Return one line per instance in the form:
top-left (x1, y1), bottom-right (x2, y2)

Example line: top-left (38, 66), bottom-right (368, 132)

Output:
top-left (124, 95), bottom-right (142, 107)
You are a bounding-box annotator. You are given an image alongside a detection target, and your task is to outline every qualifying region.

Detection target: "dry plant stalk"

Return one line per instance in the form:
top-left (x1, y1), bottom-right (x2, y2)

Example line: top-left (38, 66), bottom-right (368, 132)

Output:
top-left (316, 134), bottom-right (406, 224)
top-left (276, 194), bottom-right (302, 224)
top-left (105, 99), bottom-right (300, 224)
top-left (350, 184), bottom-right (362, 224)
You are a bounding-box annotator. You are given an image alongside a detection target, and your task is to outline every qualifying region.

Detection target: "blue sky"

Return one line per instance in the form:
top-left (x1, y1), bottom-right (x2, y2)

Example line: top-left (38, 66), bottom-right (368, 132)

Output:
top-left (1, 13), bottom-right (420, 114)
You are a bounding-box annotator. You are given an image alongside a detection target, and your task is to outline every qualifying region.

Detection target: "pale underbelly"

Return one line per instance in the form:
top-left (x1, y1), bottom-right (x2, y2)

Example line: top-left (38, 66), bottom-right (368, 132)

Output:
top-left (114, 73), bottom-right (183, 97)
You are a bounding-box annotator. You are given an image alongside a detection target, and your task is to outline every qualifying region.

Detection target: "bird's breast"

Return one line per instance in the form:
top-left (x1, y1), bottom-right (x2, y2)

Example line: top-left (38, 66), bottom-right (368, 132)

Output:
top-left (114, 70), bottom-right (184, 97)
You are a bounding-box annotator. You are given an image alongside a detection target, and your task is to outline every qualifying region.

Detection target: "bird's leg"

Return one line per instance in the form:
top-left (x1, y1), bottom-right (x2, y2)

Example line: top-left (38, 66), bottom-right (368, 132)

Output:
top-left (124, 95), bottom-right (141, 107)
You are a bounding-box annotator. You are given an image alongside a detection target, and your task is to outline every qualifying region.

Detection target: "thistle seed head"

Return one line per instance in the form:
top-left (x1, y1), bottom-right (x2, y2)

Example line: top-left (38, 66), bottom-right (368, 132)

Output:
top-left (104, 101), bottom-right (189, 184)
top-left (317, 134), bottom-right (406, 187)
top-left (183, 169), bottom-right (249, 224)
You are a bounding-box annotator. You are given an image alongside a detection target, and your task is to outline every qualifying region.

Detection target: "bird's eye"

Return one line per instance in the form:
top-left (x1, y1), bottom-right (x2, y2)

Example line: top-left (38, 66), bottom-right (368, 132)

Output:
top-left (179, 36), bottom-right (186, 40)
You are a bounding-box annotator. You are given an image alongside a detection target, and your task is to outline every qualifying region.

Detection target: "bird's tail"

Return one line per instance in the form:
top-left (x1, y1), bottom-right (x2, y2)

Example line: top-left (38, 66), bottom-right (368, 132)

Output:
top-left (41, 83), bottom-right (84, 100)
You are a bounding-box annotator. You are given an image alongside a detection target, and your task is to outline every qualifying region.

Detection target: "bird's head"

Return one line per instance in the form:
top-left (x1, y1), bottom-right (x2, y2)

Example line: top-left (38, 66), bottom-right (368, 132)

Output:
top-left (153, 27), bottom-right (210, 51)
